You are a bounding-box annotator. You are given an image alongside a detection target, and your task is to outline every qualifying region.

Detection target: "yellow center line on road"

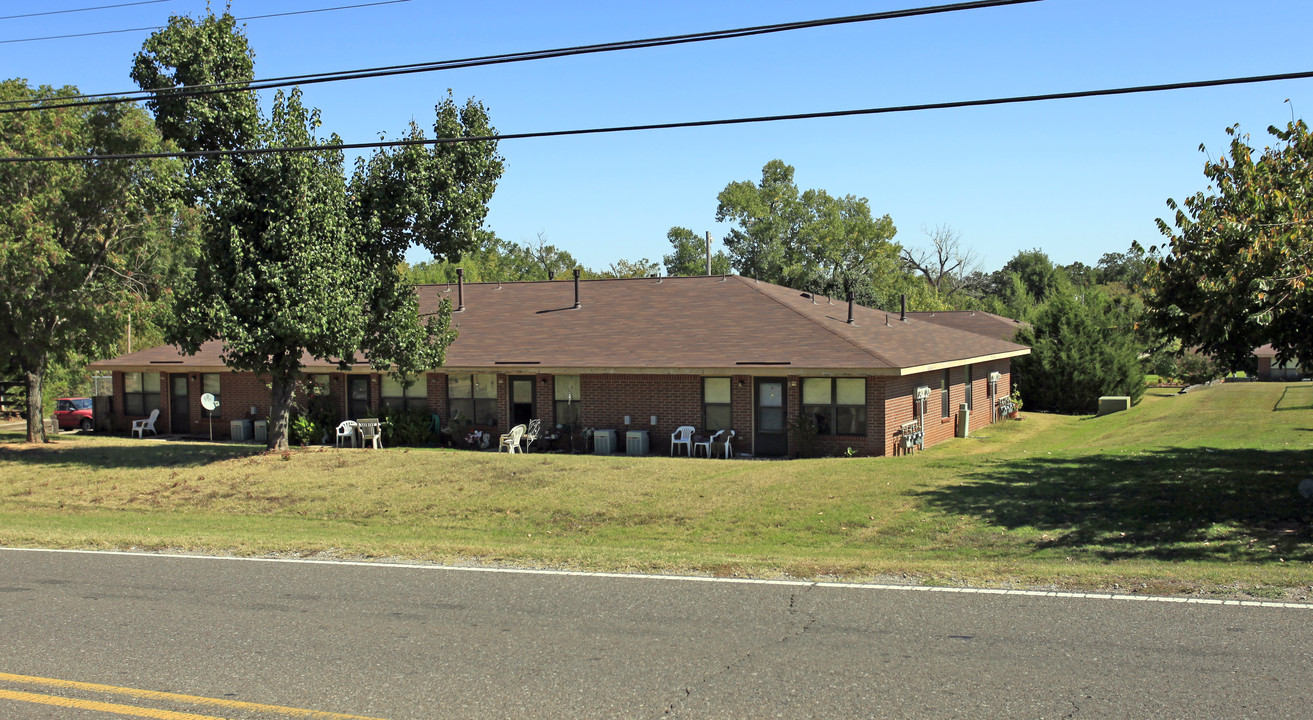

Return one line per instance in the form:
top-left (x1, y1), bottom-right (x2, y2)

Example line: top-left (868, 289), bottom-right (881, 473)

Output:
top-left (0, 672), bottom-right (393, 719)
top-left (0, 688), bottom-right (226, 719)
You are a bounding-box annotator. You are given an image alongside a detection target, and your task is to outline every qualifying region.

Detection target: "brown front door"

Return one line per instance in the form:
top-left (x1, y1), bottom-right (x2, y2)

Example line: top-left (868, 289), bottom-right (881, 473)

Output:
top-left (170, 374), bottom-right (189, 434)
top-left (754, 378), bottom-right (787, 457)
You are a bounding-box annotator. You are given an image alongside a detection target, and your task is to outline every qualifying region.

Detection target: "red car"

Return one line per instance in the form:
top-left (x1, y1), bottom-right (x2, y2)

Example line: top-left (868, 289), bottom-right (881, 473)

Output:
top-left (55, 397), bottom-right (94, 431)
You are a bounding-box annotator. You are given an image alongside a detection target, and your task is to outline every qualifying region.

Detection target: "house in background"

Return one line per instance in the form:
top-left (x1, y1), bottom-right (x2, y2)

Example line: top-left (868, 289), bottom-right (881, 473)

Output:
top-left (1254, 344), bottom-right (1307, 381)
top-left (91, 275), bottom-right (1030, 456)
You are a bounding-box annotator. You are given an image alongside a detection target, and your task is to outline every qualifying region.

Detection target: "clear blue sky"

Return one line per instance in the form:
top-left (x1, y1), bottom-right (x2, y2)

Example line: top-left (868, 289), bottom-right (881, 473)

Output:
top-left (4, 0), bottom-right (1312, 273)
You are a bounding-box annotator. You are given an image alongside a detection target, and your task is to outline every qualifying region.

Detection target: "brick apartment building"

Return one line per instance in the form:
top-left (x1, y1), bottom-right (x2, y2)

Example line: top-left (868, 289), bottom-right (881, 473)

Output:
top-left (91, 275), bottom-right (1030, 456)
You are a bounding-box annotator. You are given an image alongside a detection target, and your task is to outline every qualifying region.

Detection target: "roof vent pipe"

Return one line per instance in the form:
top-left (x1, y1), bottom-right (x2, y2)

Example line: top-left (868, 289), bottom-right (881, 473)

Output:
top-left (900, 294), bottom-right (906, 322)
top-left (573, 268), bottom-right (581, 309)
top-left (456, 268), bottom-right (465, 311)
top-left (548, 269), bottom-right (555, 281)
top-left (847, 291), bottom-right (855, 325)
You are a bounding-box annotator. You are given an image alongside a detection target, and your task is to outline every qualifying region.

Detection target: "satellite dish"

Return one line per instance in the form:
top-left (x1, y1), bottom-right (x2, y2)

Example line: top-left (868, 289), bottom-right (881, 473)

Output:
top-left (201, 393), bottom-right (219, 411)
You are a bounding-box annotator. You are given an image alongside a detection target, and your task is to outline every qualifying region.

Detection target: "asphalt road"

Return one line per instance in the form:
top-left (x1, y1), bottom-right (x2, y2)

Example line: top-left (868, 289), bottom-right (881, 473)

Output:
top-left (0, 549), bottom-right (1309, 719)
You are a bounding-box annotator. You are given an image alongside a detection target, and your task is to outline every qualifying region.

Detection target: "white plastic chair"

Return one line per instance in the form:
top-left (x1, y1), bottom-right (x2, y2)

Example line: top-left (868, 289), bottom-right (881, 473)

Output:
top-left (335, 420), bottom-right (358, 448)
top-left (131, 408), bottom-right (159, 438)
top-left (521, 419), bottom-right (541, 452)
top-left (716, 429), bottom-right (736, 459)
top-left (692, 431), bottom-right (713, 458)
top-left (358, 418), bottom-right (383, 449)
top-left (670, 425), bottom-right (695, 457)
top-left (499, 424), bottom-right (526, 453)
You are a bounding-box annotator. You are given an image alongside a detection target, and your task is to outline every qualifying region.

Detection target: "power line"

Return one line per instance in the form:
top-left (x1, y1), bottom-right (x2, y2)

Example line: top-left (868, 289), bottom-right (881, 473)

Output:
top-left (0, 0), bottom-right (1041, 111)
top-left (0, 0), bottom-right (412, 45)
top-left (4, 70), bottom-right (1311, 164)
top-left (0, 1), bottom-right (172, 21)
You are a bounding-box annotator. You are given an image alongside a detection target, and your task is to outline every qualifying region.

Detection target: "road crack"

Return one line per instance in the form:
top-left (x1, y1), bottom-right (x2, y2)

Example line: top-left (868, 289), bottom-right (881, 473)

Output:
top-left (654, 583), bottom-right (819, 719)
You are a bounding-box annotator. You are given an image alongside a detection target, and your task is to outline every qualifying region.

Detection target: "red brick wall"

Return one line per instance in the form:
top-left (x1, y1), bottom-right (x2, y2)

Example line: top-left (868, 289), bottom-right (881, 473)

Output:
top-left (578, 374), bottom-right (703, 455)
top-left (882, 360), bottom-right (1013, 455)
top-left (106, 362), bottom-right (1014, 452)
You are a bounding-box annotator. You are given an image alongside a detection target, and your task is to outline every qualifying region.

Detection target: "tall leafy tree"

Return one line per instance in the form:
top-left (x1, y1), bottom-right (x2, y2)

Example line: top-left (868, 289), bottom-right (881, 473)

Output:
top-left (0, 80), bottom-right (188, 442)
top-left (1146, 120), bottom-right (1313, 371)
top-left (138, 16), bottom-right (503, 450)
top-left (715, 160), bottom-right (904, 307)
top-left (130, 10), bottom-right (259, 201)
top-left (170, 90), bottom-right (463, 450)
top-left (716, 160), bottom-right (805, 282)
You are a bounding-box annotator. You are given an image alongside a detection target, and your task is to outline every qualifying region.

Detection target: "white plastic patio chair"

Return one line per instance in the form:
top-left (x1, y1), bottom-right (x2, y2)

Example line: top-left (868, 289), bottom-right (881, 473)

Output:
top-left (716, 429), bottom-right (736, 459)
top-left (335, 420), bottom-right (358, 448)
top-left (521, 419), bottom-right (542, 452)
top-left (131, 408), bottom-right (159, 438)
top-left (499, 424), bottom-right (526, 453)
top-left (670, 425), bottom-right (695, 457)
top-left (358, 418), bottom-right (383, 449)
top-left (692, 431), bottom-right (713, 458)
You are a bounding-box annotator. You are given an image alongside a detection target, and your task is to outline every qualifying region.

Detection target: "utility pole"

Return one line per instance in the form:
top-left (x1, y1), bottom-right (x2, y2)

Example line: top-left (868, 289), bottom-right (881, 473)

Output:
top-left (705, 231), bottom-right (712, 276)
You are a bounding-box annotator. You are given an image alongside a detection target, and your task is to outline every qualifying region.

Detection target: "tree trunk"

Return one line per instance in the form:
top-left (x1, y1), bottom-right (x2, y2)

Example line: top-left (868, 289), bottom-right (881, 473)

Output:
top-left (268, 372), bottom-right (295, 452)
top-left (24, 365), bottom-right (47, 444)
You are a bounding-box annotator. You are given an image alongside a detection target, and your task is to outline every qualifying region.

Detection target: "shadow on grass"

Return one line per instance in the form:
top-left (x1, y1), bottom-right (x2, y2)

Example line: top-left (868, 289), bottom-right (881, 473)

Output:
top-left (1275, 384), bottom-right (1313, 412)
top-left (0, 432), bottom-right (259, 469)
top-left (919, 448), bottom-right (1313, 562)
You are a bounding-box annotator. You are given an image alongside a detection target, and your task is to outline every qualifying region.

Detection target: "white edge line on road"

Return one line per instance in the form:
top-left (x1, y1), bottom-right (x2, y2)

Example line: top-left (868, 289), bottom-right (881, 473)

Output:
top-left (4, 546), bottom-right (1310, 610)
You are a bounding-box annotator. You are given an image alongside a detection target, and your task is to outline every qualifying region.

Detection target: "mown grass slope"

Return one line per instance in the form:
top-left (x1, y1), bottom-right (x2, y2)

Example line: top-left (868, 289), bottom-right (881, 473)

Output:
top-left (1, 383), bottom-right (1310, 597)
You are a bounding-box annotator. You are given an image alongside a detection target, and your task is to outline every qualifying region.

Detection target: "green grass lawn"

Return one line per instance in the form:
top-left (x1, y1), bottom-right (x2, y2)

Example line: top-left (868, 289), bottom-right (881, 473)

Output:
top-left (2, 382), bottom-right (1311, 599)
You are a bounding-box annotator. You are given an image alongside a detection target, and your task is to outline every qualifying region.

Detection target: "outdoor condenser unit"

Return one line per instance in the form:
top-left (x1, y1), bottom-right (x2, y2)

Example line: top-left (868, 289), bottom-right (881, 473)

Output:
top-left (914, 386), bottom-right (932, 400)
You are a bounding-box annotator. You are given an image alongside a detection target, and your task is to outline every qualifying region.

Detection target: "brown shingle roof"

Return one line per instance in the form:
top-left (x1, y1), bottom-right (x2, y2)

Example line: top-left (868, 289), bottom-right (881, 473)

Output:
top-left (93, 275), bottom-right (1028, 374)
top-left (904, 310), bottom-right (1029, 344)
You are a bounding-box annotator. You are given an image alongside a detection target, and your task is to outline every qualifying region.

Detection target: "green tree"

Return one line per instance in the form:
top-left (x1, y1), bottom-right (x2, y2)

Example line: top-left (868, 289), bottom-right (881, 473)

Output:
top-left (350, 92), bottom-right (503, 263)
top-left (597, 257), bottom-right (660, 278)
top-left (716, 160), bottom-right (803, 282)
top-left (715, 160), bottom-right (904, 307)
top-left (1013, 286), bottom-right (1145, 414)
top-left (130, 10), bottom-right (259, 201)
top-left (663, 226), bottom-right (730, 276)
top-left (136, 13), bottom-right (503, 450)
top-left (1095, 248), bottom-right (1149, 289)
top-left (1146, 120), bottom-right (1313, 371)
top-left (0, 80), bottom-right (188, 442)
top-left (169, 90), bottom-right (460, 451)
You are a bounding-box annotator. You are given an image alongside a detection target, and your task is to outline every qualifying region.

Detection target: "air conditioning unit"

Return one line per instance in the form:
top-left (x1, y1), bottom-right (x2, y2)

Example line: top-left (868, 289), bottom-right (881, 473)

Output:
top-left (914, 386), bottom-right (932, 400)
top-left (988, 372), bottom-right (1001, 383)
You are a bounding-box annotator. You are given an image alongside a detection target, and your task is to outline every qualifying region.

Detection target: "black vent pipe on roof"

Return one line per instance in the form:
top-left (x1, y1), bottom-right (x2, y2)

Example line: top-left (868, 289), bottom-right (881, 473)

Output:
top-left (456, 268), bottom-right (465, 312)
top-left (847, 291), bottom-right (855, 325)
top-left (573, 268), bottom-right (581, 309)
top-left (548, 269), bottom-right (555, 281)
top-left (900, 294), bottom-right (906, 322)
